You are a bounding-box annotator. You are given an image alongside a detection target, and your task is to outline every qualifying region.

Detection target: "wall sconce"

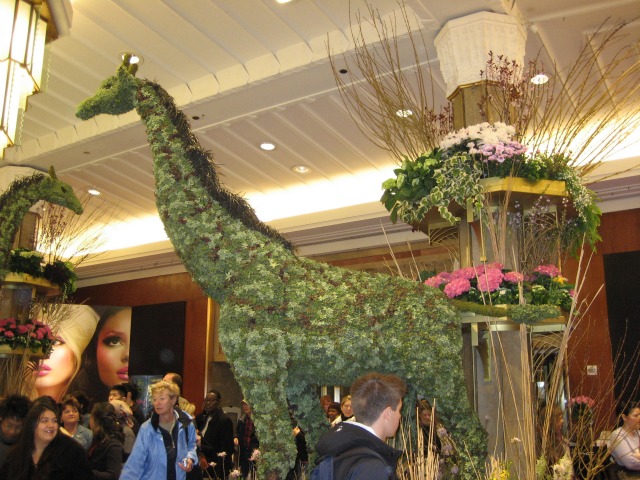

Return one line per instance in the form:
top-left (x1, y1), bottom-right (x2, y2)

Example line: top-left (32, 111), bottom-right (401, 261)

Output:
top-left (0, 0), bottom-right (72, 158)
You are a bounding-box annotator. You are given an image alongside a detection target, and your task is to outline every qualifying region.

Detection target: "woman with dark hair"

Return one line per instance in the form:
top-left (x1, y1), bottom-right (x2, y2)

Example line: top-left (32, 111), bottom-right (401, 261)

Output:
top-left (609, 402), bottom-right (640, 478)
top-left (69, 307), bottom-right (132, 405)
top-left (88, 402), bottom-right (124, 480)
top-left (0, 396), bottom-right (94, 480)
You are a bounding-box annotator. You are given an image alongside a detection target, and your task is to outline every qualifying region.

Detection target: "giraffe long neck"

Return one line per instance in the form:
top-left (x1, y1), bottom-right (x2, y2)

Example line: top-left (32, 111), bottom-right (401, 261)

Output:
top-left (134, 80), bottom-right (294, 303)
top-left (0, 174), bottom-right (47, 277)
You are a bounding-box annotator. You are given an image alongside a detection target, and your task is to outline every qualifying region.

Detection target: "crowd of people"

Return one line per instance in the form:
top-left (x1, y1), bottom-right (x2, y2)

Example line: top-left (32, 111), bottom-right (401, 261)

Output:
top-left (0, 372), bottom-right (267, 480)
top-left (1, 369), bottom-right (638, 479)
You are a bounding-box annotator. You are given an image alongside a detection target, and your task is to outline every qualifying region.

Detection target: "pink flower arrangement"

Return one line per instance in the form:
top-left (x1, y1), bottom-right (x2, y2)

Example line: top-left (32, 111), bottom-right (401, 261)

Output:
top-left (0, 318), bottom-right (54, 354)
top-left (476, 267), bottom-right (504, 293)
top-left (479, 141), bottom-right (528, 163)
top-left (534, 264), bottom-right (560, 277)
top-left (422, 262), bottom-right (574, 311)
top-left (568, 396), bottom-right (595, 409)
top-left (249, 449), bottom-right (261, 462)
top-left (444, 278), bottom-right (472, 298)
top-left (504, 271), bottom-right (524, 283)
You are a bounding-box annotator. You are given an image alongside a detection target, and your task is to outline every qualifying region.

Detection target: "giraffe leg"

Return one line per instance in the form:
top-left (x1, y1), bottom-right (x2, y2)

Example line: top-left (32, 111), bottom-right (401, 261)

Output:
top-left (285, 379), bottom-right (328, 463)
top-left (231, 328), bottom-right (297, 479)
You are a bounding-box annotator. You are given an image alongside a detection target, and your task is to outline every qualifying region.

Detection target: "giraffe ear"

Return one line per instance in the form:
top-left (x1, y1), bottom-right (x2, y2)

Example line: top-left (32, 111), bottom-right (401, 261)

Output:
top-left (48, 166), bottom-right (57, 179)
top-left (120, 54), bottom-right (138, 76)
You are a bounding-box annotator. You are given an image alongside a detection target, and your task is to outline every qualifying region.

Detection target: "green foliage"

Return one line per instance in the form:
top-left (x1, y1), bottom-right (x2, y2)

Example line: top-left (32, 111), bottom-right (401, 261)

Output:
top-left (451, 300), bottom-right (561, 325)
top-left (380, 140), bottom-right (602, 253)
top-left (8, 249), bottom-right (77, 294)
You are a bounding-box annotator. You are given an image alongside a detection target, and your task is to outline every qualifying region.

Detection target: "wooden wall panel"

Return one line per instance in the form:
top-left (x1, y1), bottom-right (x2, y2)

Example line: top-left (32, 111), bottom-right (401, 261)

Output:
top-left (563, 208), bottom-right (640, 427)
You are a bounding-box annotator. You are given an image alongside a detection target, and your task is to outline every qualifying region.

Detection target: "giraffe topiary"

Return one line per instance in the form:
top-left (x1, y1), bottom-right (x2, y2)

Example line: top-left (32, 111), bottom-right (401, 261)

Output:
top-left (77, 58), bottom-right (487, 478)
top-left (0, 167), bottom-right (83, 281)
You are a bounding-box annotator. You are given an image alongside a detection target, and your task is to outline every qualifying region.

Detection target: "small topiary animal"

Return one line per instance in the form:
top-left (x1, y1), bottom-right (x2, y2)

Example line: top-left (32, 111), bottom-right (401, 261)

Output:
top-left (0, 166), bottom-right (83, 281)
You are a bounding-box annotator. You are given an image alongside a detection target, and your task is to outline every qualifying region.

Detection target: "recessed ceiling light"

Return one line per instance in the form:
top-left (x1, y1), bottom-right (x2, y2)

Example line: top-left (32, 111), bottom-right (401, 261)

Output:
top-left (87, 188), bottom-right (101, 196)
top-left (291, 165), bottom-right (310, 174)
top-left (531, 73), bottom-right (549, 85)
top-left (275, 0), bottom-right (296, 4)
top-left (260, 142), bottom-right (276, 151)
top-left (396, 109), bottom-right (413, 118)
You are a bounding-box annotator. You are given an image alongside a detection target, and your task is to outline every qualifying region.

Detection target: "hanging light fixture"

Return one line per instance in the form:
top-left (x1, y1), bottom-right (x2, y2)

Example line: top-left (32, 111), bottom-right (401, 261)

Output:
top-left (0, 0), bottom-right (72, 157)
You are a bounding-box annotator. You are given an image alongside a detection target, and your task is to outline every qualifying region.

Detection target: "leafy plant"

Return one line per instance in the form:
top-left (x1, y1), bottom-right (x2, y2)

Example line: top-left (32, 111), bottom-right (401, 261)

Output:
top-left (381, 123), bottom-right (601, 254)
top-left (9, 248), bottom-right (77, 294)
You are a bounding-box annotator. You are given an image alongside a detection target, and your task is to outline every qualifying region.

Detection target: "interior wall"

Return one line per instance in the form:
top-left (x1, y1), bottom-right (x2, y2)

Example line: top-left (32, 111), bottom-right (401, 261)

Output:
top-left (564, 208), bottom-right (640, 429)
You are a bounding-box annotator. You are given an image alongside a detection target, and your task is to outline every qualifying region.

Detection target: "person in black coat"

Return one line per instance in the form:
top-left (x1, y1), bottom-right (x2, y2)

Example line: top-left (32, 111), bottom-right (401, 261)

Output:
top-left (195, 390), bottom-right (234, 478)
top-left (314, 373), bottom-right (406, 480)
top-left (235, 400), bottom-right (259, 478)
top-left (87, 402), bottom-right (124, 480)
top-left (0, 396), bottom-right (95, 480)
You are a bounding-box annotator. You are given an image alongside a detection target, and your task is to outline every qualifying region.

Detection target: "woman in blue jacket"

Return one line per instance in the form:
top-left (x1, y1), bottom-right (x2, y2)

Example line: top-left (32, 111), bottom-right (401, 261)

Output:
top-left (120, 380), bottom-right (197, 480)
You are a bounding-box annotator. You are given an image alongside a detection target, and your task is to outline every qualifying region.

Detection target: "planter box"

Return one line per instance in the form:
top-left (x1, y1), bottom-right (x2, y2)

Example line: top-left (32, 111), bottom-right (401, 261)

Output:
top-left (0, 343), bottom-right (46, 358)
top-left (479, 177), bottom-right (567, 196)
top-left (1, 274), bottom-right (57, 321)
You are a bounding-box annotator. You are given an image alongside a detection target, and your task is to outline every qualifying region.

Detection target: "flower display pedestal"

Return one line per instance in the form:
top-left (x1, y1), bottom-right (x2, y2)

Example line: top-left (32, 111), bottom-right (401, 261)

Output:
top-left (0, 273), bottom-right (57, 321)
top-left (459, 310), bottom-right (567, 479)
top-left (0, 344), bottom-right (46, 359)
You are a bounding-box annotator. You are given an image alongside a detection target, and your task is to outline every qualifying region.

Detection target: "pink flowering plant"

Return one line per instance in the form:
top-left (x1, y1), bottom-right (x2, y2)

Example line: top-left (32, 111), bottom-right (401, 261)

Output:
top-left (423, 263), bottom-right (574, 325)
top-left (0, 317), bottom-right (55, 354)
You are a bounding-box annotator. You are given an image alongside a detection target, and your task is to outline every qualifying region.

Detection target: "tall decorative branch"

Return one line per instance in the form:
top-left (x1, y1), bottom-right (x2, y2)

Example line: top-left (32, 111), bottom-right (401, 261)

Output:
top-left (36, 191), bottom-right (117, 270)
top-left (329, 2), bottom-right (452, 163)
top-left (481, 20), bottom-right (640, 177)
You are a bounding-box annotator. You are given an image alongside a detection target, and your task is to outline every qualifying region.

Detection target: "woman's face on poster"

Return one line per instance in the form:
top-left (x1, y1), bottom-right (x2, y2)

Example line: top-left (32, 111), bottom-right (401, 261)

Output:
top-left (35, 335), bottom-right (75, 392)
top-left (97, 309), bottom-right (131, 388)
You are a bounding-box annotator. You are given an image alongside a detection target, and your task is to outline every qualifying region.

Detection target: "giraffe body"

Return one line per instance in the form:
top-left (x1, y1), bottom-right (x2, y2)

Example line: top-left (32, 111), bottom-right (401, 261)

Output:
top-left (77, 62), bottom-right (487, 478)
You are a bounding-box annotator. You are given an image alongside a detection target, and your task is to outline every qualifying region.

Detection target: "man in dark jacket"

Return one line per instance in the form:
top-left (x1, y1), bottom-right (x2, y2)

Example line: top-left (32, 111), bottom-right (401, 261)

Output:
top-left (314, 372), bottom-right (406, 479)
top-left (195, 390), bottom-right (234, 479)
top-left (0, 395), bottom-right (31, 468)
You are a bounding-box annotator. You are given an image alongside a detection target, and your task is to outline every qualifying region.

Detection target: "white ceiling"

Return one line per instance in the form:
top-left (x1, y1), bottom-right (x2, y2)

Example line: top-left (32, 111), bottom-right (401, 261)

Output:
top-left (2, 0), bottom-right (640, 281)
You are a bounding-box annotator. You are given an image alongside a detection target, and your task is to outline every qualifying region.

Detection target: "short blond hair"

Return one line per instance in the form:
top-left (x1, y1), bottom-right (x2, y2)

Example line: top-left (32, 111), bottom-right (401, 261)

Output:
top-left (149, 380), bottom-right (179, 399)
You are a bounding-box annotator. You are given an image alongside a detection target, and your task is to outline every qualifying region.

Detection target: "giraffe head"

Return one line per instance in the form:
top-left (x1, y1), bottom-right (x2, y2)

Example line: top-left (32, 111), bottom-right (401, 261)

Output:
top-left (76, 55), bottom-right (140, 120)
top-left (41, 166), bottom-right (83, 215)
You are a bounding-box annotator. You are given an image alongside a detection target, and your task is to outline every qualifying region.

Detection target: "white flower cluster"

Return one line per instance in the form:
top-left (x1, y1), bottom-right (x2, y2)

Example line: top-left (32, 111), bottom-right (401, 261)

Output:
top-left (439, 122), bottom-right (516, 151)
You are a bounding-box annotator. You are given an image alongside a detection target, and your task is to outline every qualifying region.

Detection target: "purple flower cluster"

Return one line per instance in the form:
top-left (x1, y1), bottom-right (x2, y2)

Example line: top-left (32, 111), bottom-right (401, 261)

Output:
top-left (476, 141), bottom-right (527, 163)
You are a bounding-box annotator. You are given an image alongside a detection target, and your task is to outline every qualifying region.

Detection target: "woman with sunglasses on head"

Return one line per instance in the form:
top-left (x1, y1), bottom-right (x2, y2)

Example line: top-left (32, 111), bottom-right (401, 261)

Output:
top-left (0, 396), bottom-right (94, 480)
